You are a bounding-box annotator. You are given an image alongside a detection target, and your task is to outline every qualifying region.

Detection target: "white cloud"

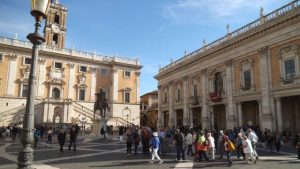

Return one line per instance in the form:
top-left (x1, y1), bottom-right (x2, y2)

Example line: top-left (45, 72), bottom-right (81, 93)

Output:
top-left (162, 0), bottom-right (289, 24)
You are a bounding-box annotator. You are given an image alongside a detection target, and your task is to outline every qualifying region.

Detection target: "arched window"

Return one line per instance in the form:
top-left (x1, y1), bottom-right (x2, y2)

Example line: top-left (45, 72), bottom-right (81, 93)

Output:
top-left (54, 14), bottom-right (60, 24)
top-left (52, 88), bottom-right (60, 99)
top-left (214, 72), bottom-right (223, 95)
top-left (53, 34), bottom-right (58, 45)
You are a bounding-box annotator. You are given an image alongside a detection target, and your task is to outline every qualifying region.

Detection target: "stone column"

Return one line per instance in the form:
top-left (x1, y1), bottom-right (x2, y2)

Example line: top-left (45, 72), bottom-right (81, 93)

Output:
top-left (5, 54), bottom-right (18, 96)
top-left (168, 81), bottom-right (174, 127)
top-left (210, 106), bottom-right (214, 129)
top-left (259, 47), bottom-right (274, 130)
top-left (67, 63), bottom-right (75, 99)
top-left (237, 102), bottom-right (242, 127)
top-left (275, 98), bottom-right (283, 132)
top-left (225, 59), bottom-right (236, 129)
top-left (136, 71), bottom-right (141, 103)
top-left (183, 76), bottom-right (189, 125)
top-left (112, 67), bottom-right (119, 101)
top-left (90, 67), bottom-right (97, 101)
top-left (157, 85), bottom-right (162, 127)
top-left (258, 100), bottom-right (263, 129)
top-left (201, 69), bottom-right (209, 129)
top-left (37, 58), bottom-right (46, 98)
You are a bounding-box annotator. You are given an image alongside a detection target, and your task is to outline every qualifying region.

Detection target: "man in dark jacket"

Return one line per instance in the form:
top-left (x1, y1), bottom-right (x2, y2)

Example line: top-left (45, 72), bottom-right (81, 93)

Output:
top-left (69, 126), bottom-right (77, 151)
top-left (173, 129), bottom-right (185, 161)
top-left (58, 128), bottom-right (67, 152)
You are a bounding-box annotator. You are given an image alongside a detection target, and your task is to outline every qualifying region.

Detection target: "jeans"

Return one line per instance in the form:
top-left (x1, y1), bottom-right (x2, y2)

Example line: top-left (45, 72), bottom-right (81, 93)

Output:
top-left (187, 144), bottom-right (194, 155)
top-left (198, 150), bottom-right (209, 161)
top-left (176, 144), bottom-right (185, 160)
top-left (226, 151), bottom-right (232, 165)
top-left (126, 141), bottom-right (132, 154)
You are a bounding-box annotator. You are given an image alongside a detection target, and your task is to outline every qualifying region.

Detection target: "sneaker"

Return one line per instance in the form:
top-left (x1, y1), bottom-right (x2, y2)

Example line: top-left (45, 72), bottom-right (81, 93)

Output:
top-left (159, 161), bottom-right (163, 164)
top-left (149, 160), bottom-right (154, 164)
top-left (254, 159), bottom-right (257, 165)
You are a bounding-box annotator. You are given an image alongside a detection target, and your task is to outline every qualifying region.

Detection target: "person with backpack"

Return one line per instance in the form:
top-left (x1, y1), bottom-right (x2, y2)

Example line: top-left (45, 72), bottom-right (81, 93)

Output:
top-left (224, 135), bottom-right (234, 167)
top-left (196, 131), bottom-right (209, 162)
top-left (173, 129), bottom-right (185, 162)
top-left (236, 132), bottom-right (244, 160)
top-left (149, 132), bottom-right (163, 164)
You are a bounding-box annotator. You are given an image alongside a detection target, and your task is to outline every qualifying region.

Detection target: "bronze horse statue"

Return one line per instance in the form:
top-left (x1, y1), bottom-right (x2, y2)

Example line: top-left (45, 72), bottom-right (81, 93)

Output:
top-left (94, 89), bottom-right (110, 119)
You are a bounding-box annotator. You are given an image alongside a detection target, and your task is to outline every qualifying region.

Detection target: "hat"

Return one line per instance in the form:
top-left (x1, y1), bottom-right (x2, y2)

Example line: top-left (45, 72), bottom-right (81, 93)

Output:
top-left (153, 132), bottom-right (158, 137)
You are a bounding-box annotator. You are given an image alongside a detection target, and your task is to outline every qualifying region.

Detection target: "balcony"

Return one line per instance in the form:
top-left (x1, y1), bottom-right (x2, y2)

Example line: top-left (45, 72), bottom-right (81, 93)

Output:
top-left (209, 92), bottom-right (222, 102)
top-left (189, 96), bottom-right (200, 105)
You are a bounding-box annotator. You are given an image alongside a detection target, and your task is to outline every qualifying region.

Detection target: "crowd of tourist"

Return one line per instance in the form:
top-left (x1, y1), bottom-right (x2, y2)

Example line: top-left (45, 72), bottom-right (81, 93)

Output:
top-left (117, 124), bottom-right (300, 165)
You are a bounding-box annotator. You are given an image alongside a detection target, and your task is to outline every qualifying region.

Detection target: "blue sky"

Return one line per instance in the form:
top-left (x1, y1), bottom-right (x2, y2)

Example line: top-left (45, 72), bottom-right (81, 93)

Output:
top-left (0, 0), bottom-right (292, 95)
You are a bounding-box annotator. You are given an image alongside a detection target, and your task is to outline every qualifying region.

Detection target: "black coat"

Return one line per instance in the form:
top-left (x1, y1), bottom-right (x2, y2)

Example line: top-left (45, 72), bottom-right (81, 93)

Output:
top-left (58, 132), bottom-right (66, 145)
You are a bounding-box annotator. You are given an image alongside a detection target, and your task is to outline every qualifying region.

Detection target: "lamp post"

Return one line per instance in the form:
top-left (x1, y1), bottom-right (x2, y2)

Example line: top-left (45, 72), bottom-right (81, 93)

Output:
top-left (17, 1), bottom-right (50, 168)
top-left (126, 114), bottom-right (129, 126)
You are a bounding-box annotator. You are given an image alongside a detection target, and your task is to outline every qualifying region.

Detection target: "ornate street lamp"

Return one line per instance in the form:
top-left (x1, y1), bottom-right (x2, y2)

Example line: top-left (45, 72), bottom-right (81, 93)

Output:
top-left (17, 0), bottom-right (50, 168)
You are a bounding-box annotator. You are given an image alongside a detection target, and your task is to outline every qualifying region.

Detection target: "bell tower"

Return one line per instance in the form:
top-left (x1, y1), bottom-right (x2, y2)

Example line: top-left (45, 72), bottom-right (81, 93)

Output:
top-left (44, 0), bottom-right (67, 48)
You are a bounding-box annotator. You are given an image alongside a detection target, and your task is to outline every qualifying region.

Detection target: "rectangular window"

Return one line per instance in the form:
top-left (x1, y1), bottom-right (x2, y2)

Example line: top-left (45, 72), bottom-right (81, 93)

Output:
top-left (100, 68), bottom-right (108, 76)
top-left (79, 66), bottom-right (87, 72)
top-left (54, 62), bottom-right (62, 69)
top-left (0, 54), bottom-right (3, 63)
top-left (24, 57), bottom-right (32, 65)
top-left (22, 85), bottom-right (29, 97)
top-left (144, 105), bottom-right (147, 110)
top-left (124, 70), bottom-right (131, 78)
top-left (285, 59), bottom-right (295, 79)
top-left (164, 92), bottom-right (168, 103)
top-left (244, 70), bottom-right (251, 90)
top-left (124, 92), bottom-right (130, 103)
top-left (193, 84), bottom-right (198, 96)
top-left (79, 89), bottom-right (85, 101)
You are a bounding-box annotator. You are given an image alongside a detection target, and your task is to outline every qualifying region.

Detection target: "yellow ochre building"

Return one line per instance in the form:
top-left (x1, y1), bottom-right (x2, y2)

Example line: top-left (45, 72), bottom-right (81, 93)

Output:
top-left (0, 1), bottom-right (142, 127)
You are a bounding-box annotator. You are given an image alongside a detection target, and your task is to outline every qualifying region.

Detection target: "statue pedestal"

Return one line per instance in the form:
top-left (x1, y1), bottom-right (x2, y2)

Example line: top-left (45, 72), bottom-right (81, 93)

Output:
top-left (92, 117), bottom-right (108, 137)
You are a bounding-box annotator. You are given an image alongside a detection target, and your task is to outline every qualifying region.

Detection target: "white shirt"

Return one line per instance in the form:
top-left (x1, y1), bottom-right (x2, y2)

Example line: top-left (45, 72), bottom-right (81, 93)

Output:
top-left (248, 131), bottom-right (258, 143)
top-left (186, 133), bottom-right (193, 145)
top-left (208, 136), bottom-right (215, 148)
top-left (243, 138), bottom-right (253, 154)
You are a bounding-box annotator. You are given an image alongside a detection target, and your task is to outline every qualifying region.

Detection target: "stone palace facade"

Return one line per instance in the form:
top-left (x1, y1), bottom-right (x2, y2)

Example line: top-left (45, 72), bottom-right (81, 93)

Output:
top-left (0, 1), bottom-right (142, 127)
top-left (155, 1), bottom-right (300, 134)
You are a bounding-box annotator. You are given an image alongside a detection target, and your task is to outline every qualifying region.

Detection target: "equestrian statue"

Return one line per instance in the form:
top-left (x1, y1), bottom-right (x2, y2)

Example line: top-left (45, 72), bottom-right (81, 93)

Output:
top-left (94, 89), bottom-right (110, 119)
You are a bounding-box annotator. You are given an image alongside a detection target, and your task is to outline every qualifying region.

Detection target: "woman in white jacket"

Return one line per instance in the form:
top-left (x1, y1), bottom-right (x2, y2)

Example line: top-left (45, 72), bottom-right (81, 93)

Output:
top-left (242, 135), bottom-right (256, 165)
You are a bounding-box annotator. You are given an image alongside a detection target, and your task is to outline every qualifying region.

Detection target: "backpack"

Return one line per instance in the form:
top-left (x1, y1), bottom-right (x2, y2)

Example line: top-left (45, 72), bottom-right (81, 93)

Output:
top-left (227, 140), bottom-right (235, 151)
top-left (177, 133), bottom-right (184, 144)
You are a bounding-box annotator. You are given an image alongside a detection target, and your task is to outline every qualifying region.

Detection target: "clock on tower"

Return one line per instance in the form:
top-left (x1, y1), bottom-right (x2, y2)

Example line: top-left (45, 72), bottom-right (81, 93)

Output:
top-left (44, 0), bottom-right (67, 48)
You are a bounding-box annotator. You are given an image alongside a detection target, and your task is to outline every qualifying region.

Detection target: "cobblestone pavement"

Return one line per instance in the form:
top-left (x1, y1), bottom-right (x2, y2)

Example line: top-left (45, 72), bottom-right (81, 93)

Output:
top-left (0, 135), bottom-right (299, 169)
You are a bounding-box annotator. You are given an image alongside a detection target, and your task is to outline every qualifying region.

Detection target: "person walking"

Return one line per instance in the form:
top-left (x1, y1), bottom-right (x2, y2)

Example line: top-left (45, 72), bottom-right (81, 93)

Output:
top-left (173, 129), bottom-right (185, 162)
top-left (57, 128), bottom-right (67, 153)
top-left (47, 128), bottom-right (53, 144)
top-left (126, 127), bottom-right (133, 155)
top-left (242, 135), bottom-right (256, 165)
top-left (68, 126), bottom-right (77, 151)
top-left (100, 126), bottom-right (106, 139)
top-left (274, 132), bottom-right (283, 153)
top-left (207, 132), bottom-right (215, 160)
top-left (224, 135), bottom-right (233, 167)
top-left (133, 130), bottom-right (140, 155)
top-left (236, 132), bottom-right (244, 160)
top-left (149, 132), bottom-right (163, 164)
top-left (34, 128), bottom-right (40, 147)
top-left (196, 131), bottom-right (209, 162)
top-left (119, 126), bottom-right (124, 141)
top-left (186, 130), bottom-right (194, 156)
top-left (248, 128), bottom-right (259, 159)
top-left (218, 130), bottom-right (225, 159)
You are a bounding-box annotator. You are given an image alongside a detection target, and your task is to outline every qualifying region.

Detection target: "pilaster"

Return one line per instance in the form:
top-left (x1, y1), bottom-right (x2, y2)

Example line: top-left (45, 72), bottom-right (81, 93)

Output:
top-left (67, 63), bottom-right (75, 99)
top-left (5, 54), bottom-right (18, 96)
top-left (201, 69), bottom-right (209, 129)
top-left (112, 67), bottom-right (119, 101)
top-left (225, 59), bottom-right (236, 129)
top-left (275, 98), bottom-right (283, 132)
top-left (136, 71), bottom-right (141, 103)
top-left (237, 102), bottom-right (242, 127)
top-left (90, 66), bottom-right (97, 101)
top-left (183, 76), bottom-right (189, 125)
top-left (168, 81), bottom-right (174, 127)
top-left (258, 47), bottom-right (274, 130)
top-left (157, 85), bottom-right (162, 127)
top-left (37, 58), bottom-right (46, 98)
